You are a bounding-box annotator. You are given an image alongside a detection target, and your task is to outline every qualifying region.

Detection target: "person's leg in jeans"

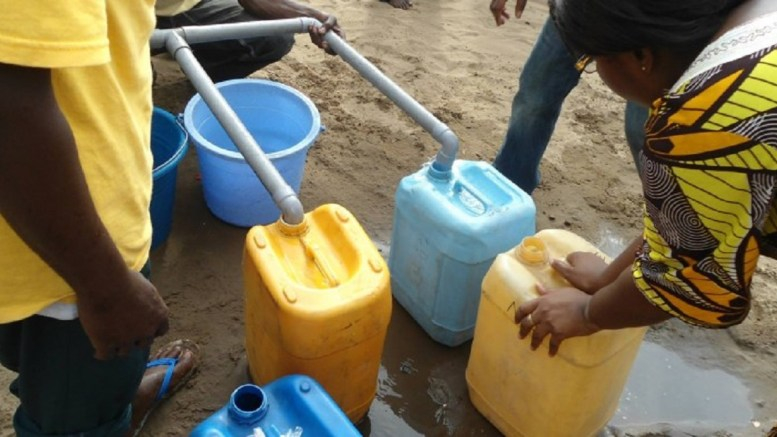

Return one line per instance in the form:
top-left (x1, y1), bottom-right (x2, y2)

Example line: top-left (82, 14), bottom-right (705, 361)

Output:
top-left (156, 0), bottom-right (295, 82)
top-left (493, 18), bottom-right (582, 194)
top-left (0, 316), bottom-right (149, 437)
top-left (624, 101), bottom-right (649, 173)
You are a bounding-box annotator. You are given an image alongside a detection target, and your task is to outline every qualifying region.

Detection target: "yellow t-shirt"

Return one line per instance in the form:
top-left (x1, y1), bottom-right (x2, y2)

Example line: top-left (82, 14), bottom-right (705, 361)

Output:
top-left (156, 0), bottom-right (203, 17)
top-left (0, 0), bottom-right (156, 323)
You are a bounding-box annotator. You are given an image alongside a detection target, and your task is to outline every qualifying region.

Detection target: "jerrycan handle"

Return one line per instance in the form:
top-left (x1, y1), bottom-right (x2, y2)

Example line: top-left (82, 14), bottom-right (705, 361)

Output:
top-left (453, 179), bottom-right (490, 215)
top-left (482, 165), bottom-right (522, 198)
top-left (300, 234), bottom-right (341, 287)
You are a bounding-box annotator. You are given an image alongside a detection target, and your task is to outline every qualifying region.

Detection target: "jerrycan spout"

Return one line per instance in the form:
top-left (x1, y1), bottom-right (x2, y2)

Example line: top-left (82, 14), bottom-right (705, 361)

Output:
top-left (426, 163), bottom-right (451, 181)
top-left (228, 384), bottom-right (269, 425)
top-left (278, 216), bottom-right (309, 237)
top-left (515, 236), bottom-right (549, 265)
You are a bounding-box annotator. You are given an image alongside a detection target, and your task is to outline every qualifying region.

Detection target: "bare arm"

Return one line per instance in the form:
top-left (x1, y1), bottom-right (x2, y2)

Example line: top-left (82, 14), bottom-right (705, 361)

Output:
top-left (238, 0), bottom-right (344, 54)
top-left (238, 0), bottom-right (328, 21)
top-left (0, 63), bottom-right (168, 359)
top-left (0, 65), bottom-right (126, 299)
top-left (587, 265), bottom-right (673, 329)
top-left (551, 236), bottom-right (643, 293)
top-left (605, 237), bottom-right (643, 280)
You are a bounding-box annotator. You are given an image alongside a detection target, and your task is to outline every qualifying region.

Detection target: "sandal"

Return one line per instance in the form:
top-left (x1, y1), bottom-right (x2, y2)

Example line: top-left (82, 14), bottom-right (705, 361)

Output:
top-left (131, 339), bottom-right (201, 437)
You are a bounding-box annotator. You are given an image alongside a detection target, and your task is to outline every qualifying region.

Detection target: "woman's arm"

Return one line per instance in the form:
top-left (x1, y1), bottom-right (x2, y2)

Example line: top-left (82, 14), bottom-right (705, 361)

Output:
top-left (587, 265), bottom-right (673, 329)
top-left (551, 236), bottom-right (643, 293)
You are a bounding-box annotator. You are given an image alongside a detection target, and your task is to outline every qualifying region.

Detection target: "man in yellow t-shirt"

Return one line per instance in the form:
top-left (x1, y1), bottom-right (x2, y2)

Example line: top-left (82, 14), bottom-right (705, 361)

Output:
top-left (155, 0), bottom-right (344, 82)
top-left (0, 1), bottom-right (197, 435)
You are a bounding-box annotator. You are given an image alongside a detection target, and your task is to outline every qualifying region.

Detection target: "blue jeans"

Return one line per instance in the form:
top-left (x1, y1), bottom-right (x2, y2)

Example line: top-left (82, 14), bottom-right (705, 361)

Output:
top-left (493, 18), bottom-right (648, 194)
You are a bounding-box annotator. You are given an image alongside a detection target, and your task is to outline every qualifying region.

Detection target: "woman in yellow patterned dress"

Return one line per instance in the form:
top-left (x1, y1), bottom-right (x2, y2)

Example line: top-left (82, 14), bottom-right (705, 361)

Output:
top-left (514, 0), bottom-right (777, 356)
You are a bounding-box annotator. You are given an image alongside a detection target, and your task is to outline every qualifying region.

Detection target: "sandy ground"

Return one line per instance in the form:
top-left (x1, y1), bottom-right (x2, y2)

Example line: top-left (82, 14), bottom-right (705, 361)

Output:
top-left (2, 0), bottom-right (777, 436)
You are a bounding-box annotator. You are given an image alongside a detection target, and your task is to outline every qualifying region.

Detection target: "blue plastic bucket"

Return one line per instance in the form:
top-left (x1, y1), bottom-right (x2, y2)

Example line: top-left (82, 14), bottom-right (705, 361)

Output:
top-left (183, 79), bottom-right (321, 227)
top-left (150, 107), bottom-right (188, 249)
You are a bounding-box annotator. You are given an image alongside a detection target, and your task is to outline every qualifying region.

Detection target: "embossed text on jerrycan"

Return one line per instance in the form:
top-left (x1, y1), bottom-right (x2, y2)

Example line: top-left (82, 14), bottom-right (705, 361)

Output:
top-left (243, 204), bottom-right (392, 423)
top-left (189, 375), bottom-right (360, 436)
top-left (466, 229), bottom-right (647, 437)
top-left (388, 160), bottom-right (536, 346)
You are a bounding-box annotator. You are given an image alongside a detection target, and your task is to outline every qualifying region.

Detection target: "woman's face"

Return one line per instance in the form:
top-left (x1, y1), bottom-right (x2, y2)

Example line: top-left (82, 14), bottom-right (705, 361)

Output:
top-left (594, 52), bottom-right (661, 107)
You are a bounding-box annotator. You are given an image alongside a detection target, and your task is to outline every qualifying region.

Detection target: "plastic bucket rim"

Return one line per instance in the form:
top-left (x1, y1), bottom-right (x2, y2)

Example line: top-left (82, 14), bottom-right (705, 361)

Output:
top-left (151, 107), bottom-right (189, 179)
top-left (182, 78), bottom-right (321, 162)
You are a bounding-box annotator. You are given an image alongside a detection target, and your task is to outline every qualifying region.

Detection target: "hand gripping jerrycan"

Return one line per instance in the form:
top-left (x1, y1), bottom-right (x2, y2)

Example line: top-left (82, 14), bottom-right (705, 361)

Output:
top-left (466, 229), bottom-right (647, 437)
top-left (189, 375), bottom-right (361, 436)
top-left (388, 160), bottom-right (536, 346)
top-left (243, 204), bottom-right (392, 423)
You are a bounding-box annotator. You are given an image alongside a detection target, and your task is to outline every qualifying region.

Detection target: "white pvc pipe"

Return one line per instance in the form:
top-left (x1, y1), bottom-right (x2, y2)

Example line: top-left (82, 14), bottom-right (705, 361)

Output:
top-left (164, 32), bottom-right (306, 225)
top-left (152, 19), bottom-right (460, 173)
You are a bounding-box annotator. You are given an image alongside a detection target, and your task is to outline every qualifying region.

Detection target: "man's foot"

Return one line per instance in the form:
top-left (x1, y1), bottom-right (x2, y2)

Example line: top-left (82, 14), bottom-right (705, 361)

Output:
top-left (381, 0), bottom-right (413, 10)
top-left (128, 339), bottom-right (200, 437)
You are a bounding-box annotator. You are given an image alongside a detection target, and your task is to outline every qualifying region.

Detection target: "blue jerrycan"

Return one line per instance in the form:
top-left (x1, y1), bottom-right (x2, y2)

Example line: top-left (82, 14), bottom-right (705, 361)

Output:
top-left (189, 375), bottom-right (360, 436)
top-left (388, 160), bottom-right (535, 346)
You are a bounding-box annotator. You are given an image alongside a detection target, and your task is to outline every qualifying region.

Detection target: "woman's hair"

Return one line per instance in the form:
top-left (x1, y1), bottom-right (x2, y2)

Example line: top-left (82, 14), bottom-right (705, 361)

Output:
top-left (549, 0), bottom-right (747, 57)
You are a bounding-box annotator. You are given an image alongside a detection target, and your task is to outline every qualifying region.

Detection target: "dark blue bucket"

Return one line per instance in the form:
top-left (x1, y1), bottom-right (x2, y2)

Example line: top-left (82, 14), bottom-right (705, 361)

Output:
top-left (150, 107), bottom-right (188, 249)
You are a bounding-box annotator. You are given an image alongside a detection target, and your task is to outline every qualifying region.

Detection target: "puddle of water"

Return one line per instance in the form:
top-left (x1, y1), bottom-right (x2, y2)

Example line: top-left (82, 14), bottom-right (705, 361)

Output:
top-left (359, 365), bottom-right (426, 437)
top-left (593, 227), bottom-right (760, 434)
top-left (361, 399), bottom-right (424, 437)
top-left (610, 342), bottom-right (753, 431)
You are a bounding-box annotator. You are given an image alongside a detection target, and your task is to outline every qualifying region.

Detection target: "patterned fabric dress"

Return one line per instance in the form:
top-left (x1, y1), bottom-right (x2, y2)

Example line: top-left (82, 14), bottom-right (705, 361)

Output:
top-left (634, 13), bottom-right (777, 328)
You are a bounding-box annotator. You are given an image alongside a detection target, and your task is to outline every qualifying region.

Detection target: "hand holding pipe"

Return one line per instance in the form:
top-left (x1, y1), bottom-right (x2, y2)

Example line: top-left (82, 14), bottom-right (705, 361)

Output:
top-left (151, 19), bottom-right (459, 172)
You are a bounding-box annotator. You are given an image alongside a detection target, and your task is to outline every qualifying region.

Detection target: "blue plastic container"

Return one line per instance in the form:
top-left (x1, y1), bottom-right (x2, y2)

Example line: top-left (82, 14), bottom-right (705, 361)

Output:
top-left (183, 79), bottom-right (321, 227)
top-left (189, 375), bottom-right (360, 437)
top-left (388, 160), bottom-right (536, 346)
top-left (150, 107), bottom-right (189, 249)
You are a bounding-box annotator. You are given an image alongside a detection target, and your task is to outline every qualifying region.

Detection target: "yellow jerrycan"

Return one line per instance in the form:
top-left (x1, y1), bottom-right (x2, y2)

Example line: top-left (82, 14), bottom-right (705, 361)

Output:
top-left (466, 229), bottom-right (647, 437)
top-left (243, 204), bottom-right (392, 423)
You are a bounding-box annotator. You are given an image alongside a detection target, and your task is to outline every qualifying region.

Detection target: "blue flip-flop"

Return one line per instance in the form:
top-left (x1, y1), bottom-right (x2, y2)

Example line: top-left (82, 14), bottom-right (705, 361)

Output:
top-left (147, 357), bottom-right (179, 402)
top-left (133, 339), bottom-right (200, 436)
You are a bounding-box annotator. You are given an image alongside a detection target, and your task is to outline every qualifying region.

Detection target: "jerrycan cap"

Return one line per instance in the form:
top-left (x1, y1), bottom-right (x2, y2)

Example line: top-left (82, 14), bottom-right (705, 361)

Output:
top-left (515, 236), bottom-right (549, 265)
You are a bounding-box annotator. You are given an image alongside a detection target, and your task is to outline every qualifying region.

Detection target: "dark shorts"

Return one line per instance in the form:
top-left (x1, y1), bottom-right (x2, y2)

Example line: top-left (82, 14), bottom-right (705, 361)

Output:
top-left (0, 264), bottom-right (152, 436)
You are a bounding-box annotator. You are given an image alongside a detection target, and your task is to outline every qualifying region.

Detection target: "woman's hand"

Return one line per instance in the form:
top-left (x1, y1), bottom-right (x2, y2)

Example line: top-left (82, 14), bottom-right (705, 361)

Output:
top-left (551, 251), bottom-right (609, 294)
top-left (515, 284), bottom-right (600, 357)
